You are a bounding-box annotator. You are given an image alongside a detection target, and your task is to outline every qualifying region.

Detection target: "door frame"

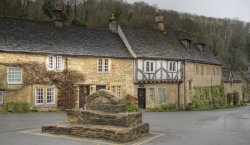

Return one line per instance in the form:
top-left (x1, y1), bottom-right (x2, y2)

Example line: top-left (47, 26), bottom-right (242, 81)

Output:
top-left (138, 88), bottom-right (146, 109)
top-left (78, 85), bottom-right (90, 108)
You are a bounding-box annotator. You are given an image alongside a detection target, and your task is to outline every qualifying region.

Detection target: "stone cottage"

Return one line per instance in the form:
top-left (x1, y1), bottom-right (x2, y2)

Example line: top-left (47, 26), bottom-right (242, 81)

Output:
top-left (0, 12), bottom-right (240, 110)
top-left (0, 17), bottom-right (134, 109)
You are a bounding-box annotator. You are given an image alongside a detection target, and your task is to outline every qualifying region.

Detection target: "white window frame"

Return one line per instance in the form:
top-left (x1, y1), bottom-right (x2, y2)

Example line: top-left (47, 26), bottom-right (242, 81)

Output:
top-left (98, 58), bottom-right (110, 73)
top-left (0, 91), bottom-right (3, 104)
top-left (56, 56), bottom-right (62, 71)
top-left (7, 67), bottom-right (22, 84)
top-left (46, 87), bottom-right (55, 104)
top-left (35, 88), bottom-right (44, 105)
top-left (149, 88), bottom-right (155, 102)
top-left (48, 55), bottom-right (54, 70)
top-left (168, 61), bottom-right (177, 72)
top-left (117, 86), bottom-right (122, 98)
top-left (144, 60), bottom-right (155, 73)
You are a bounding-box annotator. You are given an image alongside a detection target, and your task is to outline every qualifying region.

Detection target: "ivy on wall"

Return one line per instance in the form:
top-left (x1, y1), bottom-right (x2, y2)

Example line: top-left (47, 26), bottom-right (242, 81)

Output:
top-left (192, 83), bottom-right (226, 110)
top-left (0, 62), bottom-right (85, 109)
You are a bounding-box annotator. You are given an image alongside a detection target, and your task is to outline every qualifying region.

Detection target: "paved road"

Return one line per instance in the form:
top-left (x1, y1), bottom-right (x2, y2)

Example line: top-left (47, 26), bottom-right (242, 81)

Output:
top-left (0, 106), bottom-right (250, 145)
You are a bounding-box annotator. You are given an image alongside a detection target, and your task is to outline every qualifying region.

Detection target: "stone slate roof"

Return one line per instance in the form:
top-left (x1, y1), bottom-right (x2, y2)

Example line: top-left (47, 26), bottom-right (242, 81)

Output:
top-left (222, 67), bottom-right (241, 83)
top-left (242, 72), bottom-right (250, 81)
top-left (0, 18), bottom-right (132, 58)
top-left (121, 26), bottom-right (221, 65)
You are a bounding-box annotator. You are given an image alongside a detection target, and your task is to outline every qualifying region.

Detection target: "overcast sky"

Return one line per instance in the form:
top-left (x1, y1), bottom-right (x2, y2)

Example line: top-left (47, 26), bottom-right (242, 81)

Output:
top-left (126, 0), bottom-right (250, 22)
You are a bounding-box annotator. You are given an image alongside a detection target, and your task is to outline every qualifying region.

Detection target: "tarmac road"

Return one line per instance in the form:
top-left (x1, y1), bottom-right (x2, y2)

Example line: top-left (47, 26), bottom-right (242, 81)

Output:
top-left (0, 106), bottom-right (250, 145)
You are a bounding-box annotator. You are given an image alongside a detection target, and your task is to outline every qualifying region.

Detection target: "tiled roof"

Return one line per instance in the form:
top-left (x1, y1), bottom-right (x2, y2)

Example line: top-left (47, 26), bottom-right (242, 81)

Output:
top-left (222, 67), bottom-right (241, 83)
top-left (121, 26), bottom-right (221, 65)
top-left (0, 18), bottom-right (132, 58)
top-left (242, 72), bottom-right (250, 81)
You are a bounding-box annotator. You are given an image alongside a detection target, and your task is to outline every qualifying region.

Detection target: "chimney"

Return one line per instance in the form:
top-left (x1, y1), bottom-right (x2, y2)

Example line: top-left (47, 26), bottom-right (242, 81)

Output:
top-left (109, 14), bottom-right (118, 33)
top-left (52, 2), bottom-right (64, 27)
top-left (154, 12), bottom-right (165, 32)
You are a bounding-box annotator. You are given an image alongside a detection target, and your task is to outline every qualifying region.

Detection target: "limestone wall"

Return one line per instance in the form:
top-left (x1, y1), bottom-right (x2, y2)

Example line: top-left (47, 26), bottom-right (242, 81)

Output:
top-left (184, 62), bottom-right (222, 103)
top-left (224, 82), bottom-right (243, 102)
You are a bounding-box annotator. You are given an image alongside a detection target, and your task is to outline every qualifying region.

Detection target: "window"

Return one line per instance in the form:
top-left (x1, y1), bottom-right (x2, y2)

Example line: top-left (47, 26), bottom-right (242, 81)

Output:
top-left (48, 56), bottom-right (63, 71)
top-left (56, 56), bottom-right (62, 71)
top-left (48, 56), bottom-right (54, 70)
top-left (145, 61), bottom-right (155, 73)
top-left (111, 86), bottom-right (122, 98)
top-left (158, 88), bottom-right (165, 103)
top-left (0, 91), bottom-right (3, 104)
top-left (168, 61), bottom-right (177, 72)
top-left (7, 67), bottom-right (22, 84)
top-left (47, 87), bottom-right (55, 104)
top-left (189, 80), bottom-right (192, 90)
top-left (98, 58), bottom-right (110, 73)
top-left (35, 88), bottom-right (44, 105)
top-left (149, 88), bottom-right (155, 102)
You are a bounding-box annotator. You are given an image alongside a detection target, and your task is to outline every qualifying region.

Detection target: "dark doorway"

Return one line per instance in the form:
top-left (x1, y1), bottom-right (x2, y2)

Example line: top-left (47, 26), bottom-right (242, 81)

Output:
top-left (96, 85), bottom-right (106, 91)
top-left (138, 88), bottom-right (146, 109)
top-left (79, 85), bottom-right (90, 108)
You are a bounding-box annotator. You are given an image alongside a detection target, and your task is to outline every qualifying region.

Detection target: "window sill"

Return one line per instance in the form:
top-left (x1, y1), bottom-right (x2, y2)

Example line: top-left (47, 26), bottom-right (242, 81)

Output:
top-left (7, 83), bottom-right (23, 85)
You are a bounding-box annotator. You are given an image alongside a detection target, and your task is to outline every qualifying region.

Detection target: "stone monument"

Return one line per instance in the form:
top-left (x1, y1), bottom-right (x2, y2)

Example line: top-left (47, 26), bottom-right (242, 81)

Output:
top-left (42, 90), bottom-right (149, 142)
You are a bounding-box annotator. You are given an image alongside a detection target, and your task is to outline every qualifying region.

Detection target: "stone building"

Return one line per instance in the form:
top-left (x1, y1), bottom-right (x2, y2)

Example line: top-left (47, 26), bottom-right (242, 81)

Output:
top-left (0, 13), bottom-right (239, 110)
top-left (242, 65), bottom-right (250, 102)
top-left (0, 17), bottom-right (134, 109)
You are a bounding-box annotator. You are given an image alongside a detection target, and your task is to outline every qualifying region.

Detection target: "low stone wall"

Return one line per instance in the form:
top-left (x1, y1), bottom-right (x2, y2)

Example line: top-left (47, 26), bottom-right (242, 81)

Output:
top-left (42, 123), bottom-right (149, 142)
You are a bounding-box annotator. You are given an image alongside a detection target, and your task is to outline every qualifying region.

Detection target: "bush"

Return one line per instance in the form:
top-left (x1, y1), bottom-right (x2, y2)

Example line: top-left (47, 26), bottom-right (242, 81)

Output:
top-left (148, 104), bottom-right (177, 112)
top-left (71, 19), bottom-right (86, 27)
top-left (3, 101), bottom-right (30, 113)
top-left (192, 98), bottom-right (212, 110)
top-left (126, 102), bottom-right (140, 112)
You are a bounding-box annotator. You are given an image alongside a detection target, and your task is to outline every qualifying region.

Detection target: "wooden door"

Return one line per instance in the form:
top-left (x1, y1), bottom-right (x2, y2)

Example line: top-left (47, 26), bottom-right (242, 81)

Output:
top-left (138, 88), bottom-right (146, 109)
top-left (79, 85), bottom-right (90, 108)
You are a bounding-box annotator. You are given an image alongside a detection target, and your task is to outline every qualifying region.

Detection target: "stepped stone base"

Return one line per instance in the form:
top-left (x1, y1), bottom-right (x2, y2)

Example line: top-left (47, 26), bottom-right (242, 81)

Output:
top-left (42, 122), bottom-right (149, 142)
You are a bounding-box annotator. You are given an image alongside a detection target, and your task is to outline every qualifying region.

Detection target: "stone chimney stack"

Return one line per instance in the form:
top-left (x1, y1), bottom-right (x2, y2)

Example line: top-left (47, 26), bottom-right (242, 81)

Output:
top-left (109, 14), bottom-right (118, 33)
top-left (154, 11), bottom-right (165, 32)
top-left (52, 2), bottom-right (64, 27)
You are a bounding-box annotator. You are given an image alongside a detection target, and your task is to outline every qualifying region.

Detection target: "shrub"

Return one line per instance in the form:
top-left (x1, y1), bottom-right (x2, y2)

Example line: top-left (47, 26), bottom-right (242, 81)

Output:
top-left (126, 102), bottom-right (140, 112)
top-left (71, 19), bottom-right (86, 27)
top-left (192, 98), bottom-right (212, 110)
top-left (148, 104), bottom-right (177, 112)
top-left (3, 101), bottom-right (30, 113)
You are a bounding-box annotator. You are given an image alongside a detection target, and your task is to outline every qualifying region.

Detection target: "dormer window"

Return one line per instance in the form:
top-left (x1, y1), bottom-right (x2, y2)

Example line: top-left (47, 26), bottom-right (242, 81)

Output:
top-left (195, 43), bottom-right (206, 53)
top-left (181, 39), bottom-right (192, 50)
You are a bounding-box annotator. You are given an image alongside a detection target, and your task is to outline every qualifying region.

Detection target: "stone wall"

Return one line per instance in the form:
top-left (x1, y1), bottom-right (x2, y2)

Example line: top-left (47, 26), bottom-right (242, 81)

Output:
top-left (185, 62), bottom-right (222, 104)
top-left (0, 52), bottom-right (134, 109)
top-left (224, 82), bottom-right (243, 102)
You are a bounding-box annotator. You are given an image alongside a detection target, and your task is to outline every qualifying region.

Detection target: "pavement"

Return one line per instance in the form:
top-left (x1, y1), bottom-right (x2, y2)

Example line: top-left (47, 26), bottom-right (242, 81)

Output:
top-left (0, 106), bottom-right (250, 145)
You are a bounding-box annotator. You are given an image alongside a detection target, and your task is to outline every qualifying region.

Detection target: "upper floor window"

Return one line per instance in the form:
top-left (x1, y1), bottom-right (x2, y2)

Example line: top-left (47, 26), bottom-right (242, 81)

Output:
top-left (7, 67), bottom-right (22, 84)
top-left (168, 61), bottom-right (177, 72)
top-left (56, 56), bottom-right (62, 71)
top-left (0, 91), bottom-right (3, 104)
top-left (47, 55), bottom-right (63, 71)
top-left (98, 58), bottom-right (110, 73)
top-left (145, 61), bottom-right (155, 73)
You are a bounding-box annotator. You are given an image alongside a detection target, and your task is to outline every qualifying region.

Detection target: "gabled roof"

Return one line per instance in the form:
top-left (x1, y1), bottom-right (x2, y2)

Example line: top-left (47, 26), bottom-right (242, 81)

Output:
top-left (121, 26), bottom-right (221, 65)
top-left (0, 18), bottom-right (132, 58)
top-left (222, 67), bottom-right (241, 83)
top-left (242, 72), bottom-right (250, 81)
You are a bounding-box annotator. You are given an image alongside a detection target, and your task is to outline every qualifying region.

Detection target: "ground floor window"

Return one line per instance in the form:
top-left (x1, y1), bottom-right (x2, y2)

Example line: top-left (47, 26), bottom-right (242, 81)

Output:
top-left (111, 86), bottom-right (123, 98)
top-left (158, 88), bottom-right (166, 103)
top-left (35, 87), bottom-right (56, 105)
top-left (149, 88), bottom-right (155, 102)
top-left (0, 91), bottom-right (3, 104)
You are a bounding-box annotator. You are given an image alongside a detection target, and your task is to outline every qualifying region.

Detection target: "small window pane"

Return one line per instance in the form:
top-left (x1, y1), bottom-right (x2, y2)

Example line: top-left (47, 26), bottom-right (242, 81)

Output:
top-left (104, 59), bottom-right (109, 72)
top-left (117, 86), bottom-right (122, 98)
top-left (98, 59), bottom-right (103, 72)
